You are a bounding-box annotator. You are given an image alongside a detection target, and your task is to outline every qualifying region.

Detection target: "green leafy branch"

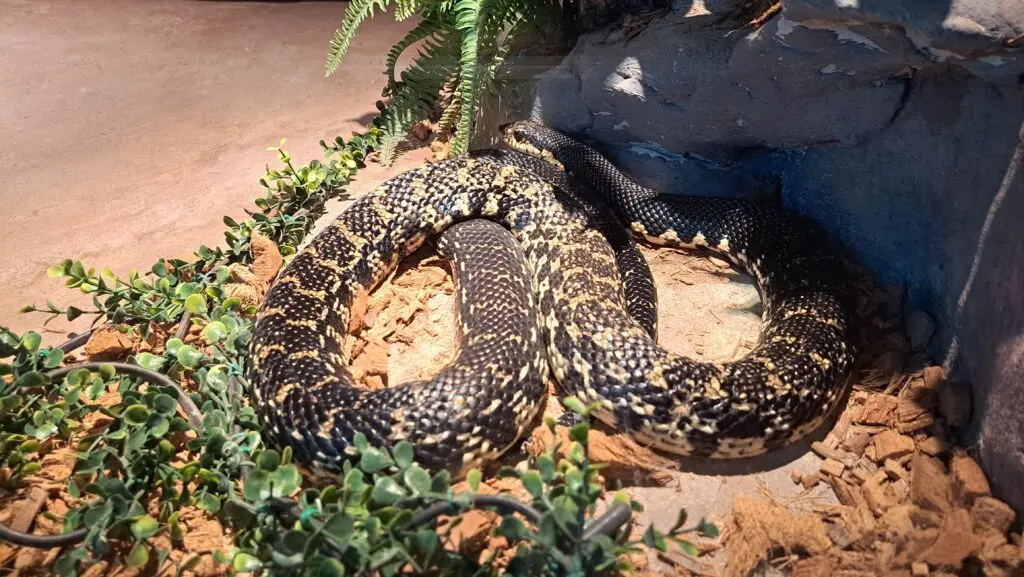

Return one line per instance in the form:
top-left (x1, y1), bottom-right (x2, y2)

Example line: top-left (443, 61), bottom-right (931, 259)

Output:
top-left (325, 0), bottom-right (563, 165)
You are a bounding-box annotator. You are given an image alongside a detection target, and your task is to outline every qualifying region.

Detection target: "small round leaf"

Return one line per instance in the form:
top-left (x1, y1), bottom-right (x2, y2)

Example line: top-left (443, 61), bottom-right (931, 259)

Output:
top-left (131, 515), bottom-right (160, 539)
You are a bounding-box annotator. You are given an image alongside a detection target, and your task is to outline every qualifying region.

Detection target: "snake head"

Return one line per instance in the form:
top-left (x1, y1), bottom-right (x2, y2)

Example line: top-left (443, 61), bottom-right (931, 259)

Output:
top-left (498, 120), bottom-right (568, 169)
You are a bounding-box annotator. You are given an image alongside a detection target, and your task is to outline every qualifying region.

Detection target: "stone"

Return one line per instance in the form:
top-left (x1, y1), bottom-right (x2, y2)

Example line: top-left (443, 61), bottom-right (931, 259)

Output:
top-left (949, 451), bottom-right (991, 505)
top-left (970, 496), bottom-right (1016, 533)
top-left (780, 0), bottom-right (1024, 60)
top-left (520, 0), bottom-right (1024, 517)
top-left (910, 454), bottom-right (951, 512)
top-left (905, 310), bottom-right (936, 353)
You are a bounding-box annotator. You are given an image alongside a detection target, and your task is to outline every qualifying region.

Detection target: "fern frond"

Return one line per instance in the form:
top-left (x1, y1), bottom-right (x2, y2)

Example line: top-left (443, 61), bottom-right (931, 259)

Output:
top-left (383, 11), bottom-right (453, 96)
top-left (450, 0), bottom-right (482, 154)
top-left (395, 0), bottom-right (443, 20)
top-left (437, 87), bottom-right (462, 134)
top-left (325, 0), bottom-right (391, 77)
top-left (378, 32), bottom-right (461, 165)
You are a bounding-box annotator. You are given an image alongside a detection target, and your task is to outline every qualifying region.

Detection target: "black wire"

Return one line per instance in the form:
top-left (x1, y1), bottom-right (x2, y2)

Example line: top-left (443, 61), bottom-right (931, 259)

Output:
top-left (1, 315), bottom-right (200, 549)
top-left (2, 311), bottom-right (633, 549)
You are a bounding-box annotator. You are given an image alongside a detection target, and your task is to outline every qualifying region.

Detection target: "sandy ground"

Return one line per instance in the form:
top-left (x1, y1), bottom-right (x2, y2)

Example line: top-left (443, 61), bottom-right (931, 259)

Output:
top-left (0, 0), bottom-right (424, 341)
top-left (3, 2), bottom-right (1021, 575)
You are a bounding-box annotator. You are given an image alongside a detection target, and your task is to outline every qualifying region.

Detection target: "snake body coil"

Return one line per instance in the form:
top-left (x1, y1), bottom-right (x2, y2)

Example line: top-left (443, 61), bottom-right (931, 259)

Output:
top-left (247, 122), bottom-right (857, 475)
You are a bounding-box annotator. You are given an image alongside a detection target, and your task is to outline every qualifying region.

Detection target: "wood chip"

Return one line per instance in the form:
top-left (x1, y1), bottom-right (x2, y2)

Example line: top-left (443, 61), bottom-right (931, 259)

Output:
top-left (831, 477), bottom-right (866, 508)
top-left (919, 508), bottom-right (984, 567)
top-left (949, 451), bottom-right (991, 505)
top-left (884, 459), bottom-right (905, 480)
top-left (811, 440), bottom-right (849, 461)
top-left (820, 459), bottom-right (846, 477)
top-left (897, 398), bottom-right (935, 432)
top-left (873, 430), bottom-right (916, 462)
top-left (916, 436), bottom-right (949, 457)
top-left (911, 561), bottom-right (929, 576)
top-left (910, 454), bottom-right (951, 512)
top-left (890, 478), bottom-right (910, 503)
top-left (856, 393), bottom-right (897, 425)
top-left (801, 472), bottom-right (822, 489)
top-left (920, 365), bottom-right (945, 390)
top-left (862, 477), bottom-right (891, 515)
top-left (909, 506), bottom-right (944, 529)
top-left (843, 432), bottom-right (872, 455)
top-left (10, 487), bottom-right (47, 533)
top-left (970, 496), bottom-right (1016, 533)
top-left (851, 466), bottom-right (873, 485)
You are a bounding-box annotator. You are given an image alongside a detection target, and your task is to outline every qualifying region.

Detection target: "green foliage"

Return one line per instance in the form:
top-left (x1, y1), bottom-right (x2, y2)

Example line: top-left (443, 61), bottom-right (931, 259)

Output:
top-left (2, 123), bottom-right (714, 576)
top-left (325, 0), bottom-right (563, 165)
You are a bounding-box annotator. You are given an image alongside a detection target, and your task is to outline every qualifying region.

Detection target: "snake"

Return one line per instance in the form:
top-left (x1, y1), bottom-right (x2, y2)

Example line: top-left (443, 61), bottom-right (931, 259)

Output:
top-left (246, 121), bottom-right (857, 477)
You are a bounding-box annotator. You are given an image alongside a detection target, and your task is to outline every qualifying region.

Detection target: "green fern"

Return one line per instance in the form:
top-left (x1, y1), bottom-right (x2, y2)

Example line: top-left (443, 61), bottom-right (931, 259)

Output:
top-left (325, 0), bottom-right (390, 77)
top-left (378, 33), bottom-right (461, 165)
top-left (383, 11), bottom-right (452, 97)
top-left (450, 0), bottom-right (482, 153)
top-left (325, 0), bottom-right (564, 166)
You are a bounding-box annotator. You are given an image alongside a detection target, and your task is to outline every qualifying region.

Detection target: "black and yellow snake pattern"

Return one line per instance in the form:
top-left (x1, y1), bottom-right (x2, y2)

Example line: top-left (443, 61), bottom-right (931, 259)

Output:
top-left (246, 121), bottom-right (857, 476)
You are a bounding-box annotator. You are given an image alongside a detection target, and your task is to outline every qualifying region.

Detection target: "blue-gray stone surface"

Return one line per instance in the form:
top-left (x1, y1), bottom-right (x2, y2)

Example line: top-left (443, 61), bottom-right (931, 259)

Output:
top-left (522, 0), bottom-right (1024, 512)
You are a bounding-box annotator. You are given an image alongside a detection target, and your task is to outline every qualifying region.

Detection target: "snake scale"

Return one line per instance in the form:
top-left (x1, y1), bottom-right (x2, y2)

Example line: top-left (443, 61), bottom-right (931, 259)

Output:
top-left (246, 120), bottom-right (857, 477)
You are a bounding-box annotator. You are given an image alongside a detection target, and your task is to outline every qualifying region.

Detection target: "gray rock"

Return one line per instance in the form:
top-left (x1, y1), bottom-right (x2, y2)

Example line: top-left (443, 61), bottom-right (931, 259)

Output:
top-left (781, 0), bottom-right (1024, 57)
top-left (513, 1), bottom-right (1024, 514)
top-left (532, 13), bottom-right (909, 156)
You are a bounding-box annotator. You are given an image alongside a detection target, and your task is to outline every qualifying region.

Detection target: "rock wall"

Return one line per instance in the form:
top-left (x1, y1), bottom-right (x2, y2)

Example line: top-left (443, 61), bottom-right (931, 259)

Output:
top-left (511, 1), bottom-right (1024, 512)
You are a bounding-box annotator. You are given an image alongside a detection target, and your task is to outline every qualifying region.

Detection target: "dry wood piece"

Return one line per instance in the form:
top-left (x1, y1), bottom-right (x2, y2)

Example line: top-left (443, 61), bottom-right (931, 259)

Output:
top-left (897, 398), bottom-right (935, 432)
top-left (811, 440), bottom-right (853, 463)
top-left (801, 472), bottom-right (822, 490)
top-left (884, 459), bottom-right (905, 480)
top-left (890, 478), bottom-right (910, 503)
top-left (920, 365), bottom-right (945, 390)
top-left (725, 495), bottom-right (832, 577)
top-left (856, 393), bottom-right (898, 425)
top-left (970, 496), bottom-right (1017, 533)
top-left (916, 436), bottom-right (949, 457)
top-left (851, 466), bottom-right (873, 485)
top-left (843, 431), bottom-right (873, 455)
top-left (10, 487), bottom-right (47, 533)
top-left (909, 507), bottom-right (944, 529)
top-left (918, 508), bottom-right (984, 568)
top-left (820, 458), bottom-right (846, 478)
top-left (911, 561), bottom-right (929, 576)
top-left (873, 430), bottom-right (916, 462)
top-left (949, 451), bottom-right (991, 505)
top-left (910, 454), bottom-right (951, 512)
top-left (861, 477), bottom-right (891, 515)
top-left (880, 504), bottom-right (915, 536)
top-left (831, 477), bottom-right (866, 508)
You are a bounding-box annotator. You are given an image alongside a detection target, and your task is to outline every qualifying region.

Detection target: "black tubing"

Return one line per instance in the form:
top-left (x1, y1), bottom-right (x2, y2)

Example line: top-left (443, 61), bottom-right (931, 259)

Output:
top-left (46, 362), bottom-right (203, 431)
top-left (408, 495), bottom-right (543, 527)
top-left (0, 524), bottom-right (87, 548)
top-left (2, 311), bottom-right (632, 550)
top-left (0, 315), bottom-right (200, 549)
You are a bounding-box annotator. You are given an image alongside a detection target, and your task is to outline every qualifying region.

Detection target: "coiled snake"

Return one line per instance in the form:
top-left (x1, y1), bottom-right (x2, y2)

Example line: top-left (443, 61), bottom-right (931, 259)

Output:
top-left (246, 121), bottom-right (857, 476)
